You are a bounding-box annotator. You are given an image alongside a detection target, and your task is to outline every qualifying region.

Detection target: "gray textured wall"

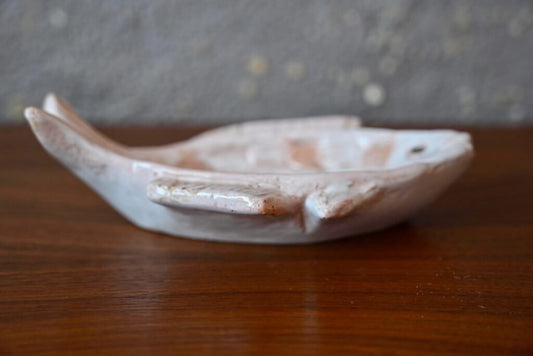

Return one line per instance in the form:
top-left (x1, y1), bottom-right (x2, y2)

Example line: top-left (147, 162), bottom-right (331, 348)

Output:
top-left (1, 0), bottom-right (531, 125)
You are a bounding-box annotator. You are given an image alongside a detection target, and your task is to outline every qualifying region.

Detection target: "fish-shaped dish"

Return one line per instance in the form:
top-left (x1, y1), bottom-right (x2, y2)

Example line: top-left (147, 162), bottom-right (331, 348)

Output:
top-left (25, 94), bottom-right (473, 244)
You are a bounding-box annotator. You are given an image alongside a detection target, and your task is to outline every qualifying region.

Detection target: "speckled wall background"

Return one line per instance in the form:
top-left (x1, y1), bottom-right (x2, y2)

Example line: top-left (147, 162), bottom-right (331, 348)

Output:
top-left (1, 0), bottom-right (531, 125)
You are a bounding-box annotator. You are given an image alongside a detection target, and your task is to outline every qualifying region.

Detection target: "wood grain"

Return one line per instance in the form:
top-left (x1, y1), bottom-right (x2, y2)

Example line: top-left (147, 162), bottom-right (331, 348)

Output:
top-left (1, 126), bottom-right (532, 355)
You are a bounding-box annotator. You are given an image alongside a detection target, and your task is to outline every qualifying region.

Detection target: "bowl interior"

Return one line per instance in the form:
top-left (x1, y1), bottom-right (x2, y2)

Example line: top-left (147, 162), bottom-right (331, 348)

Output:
top-left (166, 128), bottom-right (464, 174)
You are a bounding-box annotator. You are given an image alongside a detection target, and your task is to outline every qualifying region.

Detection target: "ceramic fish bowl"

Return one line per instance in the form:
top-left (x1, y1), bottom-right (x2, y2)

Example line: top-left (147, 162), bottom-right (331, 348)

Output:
top-left (25, 94), bottom-right (474, 244)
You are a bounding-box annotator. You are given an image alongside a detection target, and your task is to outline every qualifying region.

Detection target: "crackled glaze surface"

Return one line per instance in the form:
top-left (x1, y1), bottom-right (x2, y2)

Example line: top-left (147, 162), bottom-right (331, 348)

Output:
top-left (24, 94), bottom-right (474, 244)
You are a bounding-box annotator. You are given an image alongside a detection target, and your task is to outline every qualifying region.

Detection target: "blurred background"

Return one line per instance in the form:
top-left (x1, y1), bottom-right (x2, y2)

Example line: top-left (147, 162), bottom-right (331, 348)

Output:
top-left (0, 0), bottom-right (531, 126)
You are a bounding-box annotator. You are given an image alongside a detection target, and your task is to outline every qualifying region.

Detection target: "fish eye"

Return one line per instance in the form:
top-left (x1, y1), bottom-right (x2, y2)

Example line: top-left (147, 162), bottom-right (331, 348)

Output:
top-left (410, 145), bottom-right (425, 154)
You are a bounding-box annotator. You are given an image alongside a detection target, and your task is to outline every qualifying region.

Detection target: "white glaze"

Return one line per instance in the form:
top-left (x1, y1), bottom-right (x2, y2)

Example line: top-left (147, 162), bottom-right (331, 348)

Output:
top-left (24, 94), bottom-right (473, 244)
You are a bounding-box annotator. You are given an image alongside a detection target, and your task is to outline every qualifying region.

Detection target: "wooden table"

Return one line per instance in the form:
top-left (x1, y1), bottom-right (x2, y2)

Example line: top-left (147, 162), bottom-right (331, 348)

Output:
top-left (1, 126), bottom-right (532, 354)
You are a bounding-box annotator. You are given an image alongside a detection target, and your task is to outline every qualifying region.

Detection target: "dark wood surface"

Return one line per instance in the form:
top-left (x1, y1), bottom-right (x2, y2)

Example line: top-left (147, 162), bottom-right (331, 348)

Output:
top-left (1, 126), bottom-right (532, 355)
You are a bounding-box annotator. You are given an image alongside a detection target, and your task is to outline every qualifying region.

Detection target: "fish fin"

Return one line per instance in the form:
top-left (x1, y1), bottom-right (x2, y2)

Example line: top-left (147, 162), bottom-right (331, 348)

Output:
top-left (147, 177), bottom-right (297, 216)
